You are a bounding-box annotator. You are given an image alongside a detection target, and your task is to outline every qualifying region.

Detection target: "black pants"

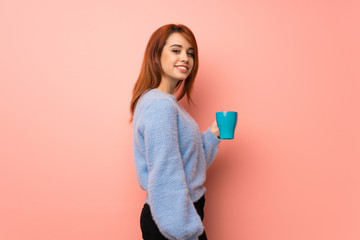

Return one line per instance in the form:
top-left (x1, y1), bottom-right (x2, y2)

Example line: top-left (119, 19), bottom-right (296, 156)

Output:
top-left (140, 195), bottom-right (207, 240)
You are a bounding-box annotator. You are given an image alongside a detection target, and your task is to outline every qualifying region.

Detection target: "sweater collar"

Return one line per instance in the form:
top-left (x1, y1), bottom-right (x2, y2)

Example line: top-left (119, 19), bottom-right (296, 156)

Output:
top-left (151, 88), bottom-right (177, 101)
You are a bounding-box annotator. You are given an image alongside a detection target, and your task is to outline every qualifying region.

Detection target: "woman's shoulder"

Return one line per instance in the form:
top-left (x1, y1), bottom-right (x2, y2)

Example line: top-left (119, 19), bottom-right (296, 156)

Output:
top-left (134, 89), bottom-right (178, 121)
top-left (138, 89), bottom-right (177, 110)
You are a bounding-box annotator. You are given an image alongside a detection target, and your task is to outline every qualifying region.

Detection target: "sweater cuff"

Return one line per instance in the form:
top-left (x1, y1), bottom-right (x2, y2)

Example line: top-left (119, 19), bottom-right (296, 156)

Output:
top-left (204, 127), bottom-right (221, 145)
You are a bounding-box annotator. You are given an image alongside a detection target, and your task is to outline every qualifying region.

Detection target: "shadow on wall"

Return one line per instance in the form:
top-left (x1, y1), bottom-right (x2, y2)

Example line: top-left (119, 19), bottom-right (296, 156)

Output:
top-left (206, 139), bottom-right (247, 190)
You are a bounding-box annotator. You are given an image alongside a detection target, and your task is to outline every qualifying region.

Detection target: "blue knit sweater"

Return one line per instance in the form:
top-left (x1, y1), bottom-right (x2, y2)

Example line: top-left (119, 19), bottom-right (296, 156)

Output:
top-left (132, 89), bottom-right (221, 240)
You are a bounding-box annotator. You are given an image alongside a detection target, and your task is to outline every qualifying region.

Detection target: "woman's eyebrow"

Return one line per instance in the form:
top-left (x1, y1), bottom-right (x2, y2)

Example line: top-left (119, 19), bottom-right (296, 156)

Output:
top-left (170, 44), bottom-right (194, 50)
top-left (170, 44), bottom-right (182, 48)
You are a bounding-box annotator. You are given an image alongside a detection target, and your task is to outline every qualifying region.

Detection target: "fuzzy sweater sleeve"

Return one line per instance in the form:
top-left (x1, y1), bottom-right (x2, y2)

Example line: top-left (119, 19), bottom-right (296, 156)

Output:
top-left (201, 128), bottom-right (221, 168)
top-left (143, 99), bottom-right (204, 240)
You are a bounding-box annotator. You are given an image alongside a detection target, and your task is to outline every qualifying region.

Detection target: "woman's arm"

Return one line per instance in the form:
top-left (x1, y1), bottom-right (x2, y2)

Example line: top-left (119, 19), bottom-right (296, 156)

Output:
top-left (201, 120), bottom-right (221, 168)
top-left (143, 99), bottom-right (204, 240)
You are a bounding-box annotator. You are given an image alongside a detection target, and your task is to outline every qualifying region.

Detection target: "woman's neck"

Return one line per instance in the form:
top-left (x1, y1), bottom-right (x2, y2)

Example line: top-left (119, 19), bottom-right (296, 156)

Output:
top-left (156, 78), bottom-right (180, 95)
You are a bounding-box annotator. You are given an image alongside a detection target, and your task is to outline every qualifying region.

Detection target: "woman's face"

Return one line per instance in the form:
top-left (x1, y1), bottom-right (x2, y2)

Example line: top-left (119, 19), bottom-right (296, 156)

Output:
top-left (160, 32), bottom-right (195, 84)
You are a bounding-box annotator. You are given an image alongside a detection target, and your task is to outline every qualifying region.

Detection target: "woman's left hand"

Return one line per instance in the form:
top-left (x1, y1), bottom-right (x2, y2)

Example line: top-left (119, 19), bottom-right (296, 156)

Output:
top-left (210, 120), bottom-right (220, 138)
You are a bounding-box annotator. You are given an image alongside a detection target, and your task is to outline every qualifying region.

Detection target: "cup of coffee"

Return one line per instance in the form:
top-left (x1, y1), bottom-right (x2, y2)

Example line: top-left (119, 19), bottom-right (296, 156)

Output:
top-left (216, 111), bottom-right (238, 139)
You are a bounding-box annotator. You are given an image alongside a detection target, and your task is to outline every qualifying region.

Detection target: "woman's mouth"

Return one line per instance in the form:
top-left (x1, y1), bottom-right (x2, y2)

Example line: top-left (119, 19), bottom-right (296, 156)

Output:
top-left (175, 65), bottom-right (189, 73)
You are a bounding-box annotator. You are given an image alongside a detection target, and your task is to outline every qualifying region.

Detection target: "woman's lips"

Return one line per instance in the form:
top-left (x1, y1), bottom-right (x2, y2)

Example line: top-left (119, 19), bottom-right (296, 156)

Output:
top-left (175, 65), bottom-right (189, 72)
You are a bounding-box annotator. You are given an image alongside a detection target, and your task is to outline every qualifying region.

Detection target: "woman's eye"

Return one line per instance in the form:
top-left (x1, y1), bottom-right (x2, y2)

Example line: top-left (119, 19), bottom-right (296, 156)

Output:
top-left (172, 49), bottom-right (180, 53)
top-left (187, 52), bottom-right (195, 58)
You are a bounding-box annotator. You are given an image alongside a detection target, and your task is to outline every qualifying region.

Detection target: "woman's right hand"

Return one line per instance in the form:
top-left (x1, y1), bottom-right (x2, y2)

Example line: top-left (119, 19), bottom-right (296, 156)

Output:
top-left (209, 120), bottom-right (220, 138)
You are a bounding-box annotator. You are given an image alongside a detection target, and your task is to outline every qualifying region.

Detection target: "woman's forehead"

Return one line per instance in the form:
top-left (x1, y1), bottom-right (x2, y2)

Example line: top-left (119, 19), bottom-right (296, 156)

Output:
top-left (165, 33), bottom-right (193, 48)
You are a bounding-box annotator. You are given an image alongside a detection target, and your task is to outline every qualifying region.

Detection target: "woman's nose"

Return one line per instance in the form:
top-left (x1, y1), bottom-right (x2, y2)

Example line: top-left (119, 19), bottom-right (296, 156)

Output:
top-left (180, 51), bottom-right (189, 62)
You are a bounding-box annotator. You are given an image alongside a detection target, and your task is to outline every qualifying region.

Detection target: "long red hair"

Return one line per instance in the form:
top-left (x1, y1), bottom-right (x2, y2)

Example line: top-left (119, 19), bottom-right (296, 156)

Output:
top-left (130, 24), bottom-right (199, 121)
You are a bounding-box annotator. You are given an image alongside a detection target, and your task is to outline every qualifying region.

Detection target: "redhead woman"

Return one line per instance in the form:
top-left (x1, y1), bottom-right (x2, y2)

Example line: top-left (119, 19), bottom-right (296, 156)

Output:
top-left (130, 24), bottom-right (221, 240)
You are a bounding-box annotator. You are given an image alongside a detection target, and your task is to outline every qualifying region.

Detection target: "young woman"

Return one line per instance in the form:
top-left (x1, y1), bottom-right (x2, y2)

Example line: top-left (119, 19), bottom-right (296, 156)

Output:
top-left (130, 24), bottom-right (221, 240)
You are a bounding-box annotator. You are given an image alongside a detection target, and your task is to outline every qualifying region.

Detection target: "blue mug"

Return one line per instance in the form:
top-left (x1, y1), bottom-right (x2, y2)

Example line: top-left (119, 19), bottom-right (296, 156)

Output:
top-left (216, 111), bottom-right (238, 139)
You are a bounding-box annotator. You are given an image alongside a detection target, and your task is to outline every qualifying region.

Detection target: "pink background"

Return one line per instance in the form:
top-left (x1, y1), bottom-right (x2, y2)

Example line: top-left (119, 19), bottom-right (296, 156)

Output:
top-left (1, 0), bottom-right (359, 239)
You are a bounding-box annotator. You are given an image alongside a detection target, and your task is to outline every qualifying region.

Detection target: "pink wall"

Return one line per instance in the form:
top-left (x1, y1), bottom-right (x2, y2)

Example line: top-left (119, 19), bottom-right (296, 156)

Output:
top-left (1, 0), bottom-right (359, 239)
